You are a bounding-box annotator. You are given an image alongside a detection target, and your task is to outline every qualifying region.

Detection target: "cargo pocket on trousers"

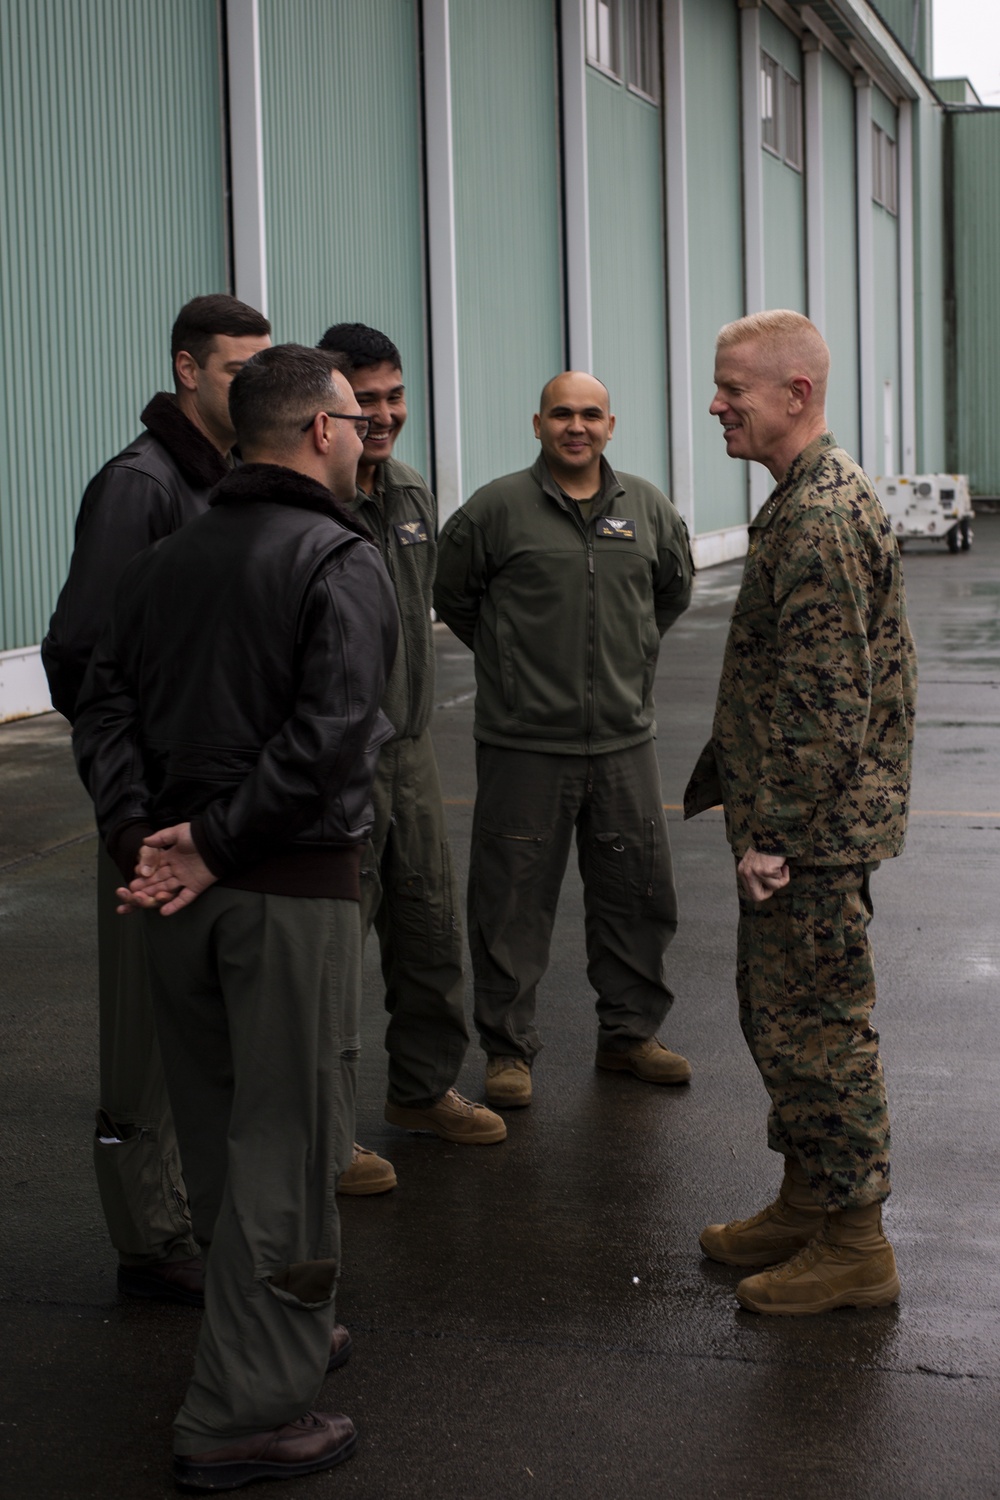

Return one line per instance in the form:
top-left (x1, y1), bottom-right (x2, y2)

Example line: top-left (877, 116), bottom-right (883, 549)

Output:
top-left (93, 1112), bottom-right (192, 1258)
top-left (265, 1259), bottom-right (339, 1309)
top-left (589, 823), bottom-right (663, 913)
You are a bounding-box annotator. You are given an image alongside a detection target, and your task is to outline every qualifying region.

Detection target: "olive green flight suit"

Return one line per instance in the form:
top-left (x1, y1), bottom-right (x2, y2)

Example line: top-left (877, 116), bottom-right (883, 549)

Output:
top-left (351, 459), bottom-right (468, 1108)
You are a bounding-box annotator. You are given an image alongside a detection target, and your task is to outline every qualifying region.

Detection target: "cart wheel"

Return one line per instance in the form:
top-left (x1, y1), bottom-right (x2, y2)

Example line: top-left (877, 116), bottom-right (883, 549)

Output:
top-left (947, 523), bottom-right (961, 553)
top-left (960, 516), bottom-right (973, 551)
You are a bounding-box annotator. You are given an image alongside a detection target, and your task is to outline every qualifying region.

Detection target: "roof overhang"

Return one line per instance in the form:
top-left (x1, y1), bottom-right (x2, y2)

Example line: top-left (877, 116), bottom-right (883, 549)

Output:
top-left (754, 0), bottom-right (939, 105)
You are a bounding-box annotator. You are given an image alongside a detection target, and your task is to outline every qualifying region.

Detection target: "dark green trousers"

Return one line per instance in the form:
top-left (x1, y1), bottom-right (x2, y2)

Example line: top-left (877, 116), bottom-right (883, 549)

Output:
top-left (469, 741), bottom-right (677, 1060)
top-left (360, 728), bottom-right (469, 1108)
top-left (737, 862), bottom-right (890, 1210)
top-left (94, 841), bottom-right (197, 1264)
top-left (142, 889), bottom-right (359, 1453)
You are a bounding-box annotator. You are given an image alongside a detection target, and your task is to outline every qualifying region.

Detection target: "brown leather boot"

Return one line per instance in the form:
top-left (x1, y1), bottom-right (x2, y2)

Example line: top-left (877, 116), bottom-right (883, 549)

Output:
top-left (117, 1255), bottom-right (205, 1307)
top-left (735, 1202), bottom-right (900, 1315)
top-left (173, 1410), bottom-right (357, 1490)
top-left (699, 1157), bottom-right (827, 1267)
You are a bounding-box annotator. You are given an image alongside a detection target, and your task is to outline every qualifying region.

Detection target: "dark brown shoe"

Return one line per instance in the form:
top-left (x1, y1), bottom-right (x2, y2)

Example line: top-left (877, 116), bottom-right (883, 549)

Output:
top-left (118, 1256), bottom-right (204, 1307)
top-left (173, 1410), bottom-right (357, 1491)
top-left (326, 1323), bottom-right (353, 1372)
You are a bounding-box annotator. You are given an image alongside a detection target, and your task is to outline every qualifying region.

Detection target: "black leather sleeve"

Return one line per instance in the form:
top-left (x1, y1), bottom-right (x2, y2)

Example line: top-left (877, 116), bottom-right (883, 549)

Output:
top-left (42, 461), bottom-right (174, 721)
top-left (72, 605), bottom-right (153, 843)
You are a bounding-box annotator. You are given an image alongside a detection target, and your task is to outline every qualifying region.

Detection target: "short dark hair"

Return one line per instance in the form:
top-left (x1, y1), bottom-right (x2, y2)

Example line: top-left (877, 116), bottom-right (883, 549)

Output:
top-left (171, 294), bottom-right (271, 370)
top-left (228, 344), bottom-right (349, 456)
top-left (317, 322), bottom-right (401, 373)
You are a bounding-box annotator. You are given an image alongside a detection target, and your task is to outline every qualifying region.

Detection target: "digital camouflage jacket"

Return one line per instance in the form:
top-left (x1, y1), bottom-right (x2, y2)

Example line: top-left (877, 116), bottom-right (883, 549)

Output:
top-left (684, 432), bottom-right (917, 865)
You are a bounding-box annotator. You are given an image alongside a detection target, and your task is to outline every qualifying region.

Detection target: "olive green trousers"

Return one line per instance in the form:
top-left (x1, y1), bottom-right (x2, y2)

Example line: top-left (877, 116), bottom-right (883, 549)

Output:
top-left (94, 841), bottom-right (197, 1265)
top-left (468, 741), bottom-right (678, 1061)
top-left (142, 889), bottom-right (359, 1453)
top-left (361, 729), bottom-right (469, 1107)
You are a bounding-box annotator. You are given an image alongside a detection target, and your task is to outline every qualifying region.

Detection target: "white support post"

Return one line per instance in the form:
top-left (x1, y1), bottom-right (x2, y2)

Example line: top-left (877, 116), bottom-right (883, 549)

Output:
top-left (662, 0), bottom-right (693, 530)
top-left (421, 0), bottom-right (464, 520)
top-left (855, 71), bottom-right (877, 475)
top-left (803, 31), bottom-right (826, 334)
top-left (560, 0), bottom-right (593, 372)
top-left (226, 0), bottom-right (268, 315)
top-left (897, 99), bottom-right (917, 473)
top-left (740, 1), bottom-right (765, 317)
top-left (740, 1), bottom-right (768, 517)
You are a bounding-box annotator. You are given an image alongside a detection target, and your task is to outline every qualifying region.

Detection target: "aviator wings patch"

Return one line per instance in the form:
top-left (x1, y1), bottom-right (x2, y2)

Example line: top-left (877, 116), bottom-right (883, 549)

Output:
top-left (394, 518), bottom-right (430, 545)
top-left (596, 517), bottom-right (636, 540)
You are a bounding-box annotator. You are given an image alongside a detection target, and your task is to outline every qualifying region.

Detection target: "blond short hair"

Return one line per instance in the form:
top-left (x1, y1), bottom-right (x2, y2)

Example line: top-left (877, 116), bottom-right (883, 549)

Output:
top-left (716, 310), bottom-right (830, 399)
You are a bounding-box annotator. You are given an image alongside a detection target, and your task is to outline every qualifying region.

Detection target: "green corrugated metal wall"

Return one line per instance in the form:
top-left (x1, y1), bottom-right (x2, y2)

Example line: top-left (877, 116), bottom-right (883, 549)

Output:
top-left (760, 9), bottom-right (806, 314)
top-left (872, 88), bottom-right (900, 475)
top-left (870, 0), bottom-right (931, 74)
top-left (683, 0), bottom-right (744, 533)
top-left (451, 0), bottom-right (563, 500)
top-left (586, 70), bottom-right (669, 492)
top-left (914, 98), bottom-right (946, 471)
top-left (951, 110), bottom-right (1000, 493)
top-left (0, 0), bottom-right (226, 654)
top-left (258, 0), bottom-right (429, 478)
top-left (821, 51), bottom-right (860, 457)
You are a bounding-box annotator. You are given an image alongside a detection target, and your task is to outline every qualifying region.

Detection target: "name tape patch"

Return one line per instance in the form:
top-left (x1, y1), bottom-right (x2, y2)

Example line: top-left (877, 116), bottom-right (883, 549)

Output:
top-left (596, 517), bottom-right (636, 540)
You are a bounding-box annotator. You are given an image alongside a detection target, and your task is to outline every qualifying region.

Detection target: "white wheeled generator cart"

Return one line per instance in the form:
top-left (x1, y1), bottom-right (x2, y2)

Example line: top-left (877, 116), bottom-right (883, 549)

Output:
top-left (874, 473), bottom-right (974, 552)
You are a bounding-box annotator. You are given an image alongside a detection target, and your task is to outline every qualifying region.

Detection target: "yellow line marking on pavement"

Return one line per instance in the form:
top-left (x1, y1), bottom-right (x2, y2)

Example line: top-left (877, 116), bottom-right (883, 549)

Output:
top-left (909, 809), bottom-right (1000, 818)
top-left (443, 799), bottom-right (999, 817)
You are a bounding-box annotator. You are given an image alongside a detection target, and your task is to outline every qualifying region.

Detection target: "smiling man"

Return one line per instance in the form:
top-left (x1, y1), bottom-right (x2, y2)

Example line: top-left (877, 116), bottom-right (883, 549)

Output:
top-left (686, 310), bottom-right (917, 1315)
top-left (317, 323), bottom-right (505, 1184)
top-left (434, 372), bottom-right (693, 1109)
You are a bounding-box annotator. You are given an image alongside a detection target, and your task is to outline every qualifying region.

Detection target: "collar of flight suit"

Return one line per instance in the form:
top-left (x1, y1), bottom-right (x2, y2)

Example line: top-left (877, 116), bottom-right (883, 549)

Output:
top-left (532, 452), bottom-right (625, 514)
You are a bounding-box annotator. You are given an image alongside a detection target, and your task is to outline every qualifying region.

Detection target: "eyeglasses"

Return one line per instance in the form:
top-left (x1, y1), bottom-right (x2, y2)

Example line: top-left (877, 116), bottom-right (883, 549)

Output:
top-left (300, 411), bottom-right (371, 438)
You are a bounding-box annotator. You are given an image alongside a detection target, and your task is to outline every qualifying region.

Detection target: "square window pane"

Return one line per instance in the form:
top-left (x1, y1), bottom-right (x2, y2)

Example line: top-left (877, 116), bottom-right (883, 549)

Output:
top-left (587, 0), bottom-right (620, 76)
top-left (627, 0), bottom-right (660, 102)
top-left (783, 73), bottom-right (801, 169)
top-left (761, 52), bottom-right (780, 154)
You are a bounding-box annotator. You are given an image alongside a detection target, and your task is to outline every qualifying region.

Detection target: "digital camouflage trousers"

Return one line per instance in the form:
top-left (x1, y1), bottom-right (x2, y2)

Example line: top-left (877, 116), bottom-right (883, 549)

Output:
top-left (737, 861), bottom-right (890, 1210)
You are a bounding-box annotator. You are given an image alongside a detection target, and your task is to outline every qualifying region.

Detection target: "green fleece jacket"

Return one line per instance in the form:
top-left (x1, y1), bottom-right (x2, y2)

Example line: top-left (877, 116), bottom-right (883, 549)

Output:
top-left (433, 454), bottom-right (692, 755)
top-left (349, 457), bottom-right (437, 740)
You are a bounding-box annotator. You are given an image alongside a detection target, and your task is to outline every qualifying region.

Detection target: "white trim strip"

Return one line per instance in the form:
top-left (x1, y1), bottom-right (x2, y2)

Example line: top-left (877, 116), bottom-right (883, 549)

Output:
top-left (740, 3), bottom-right (766, 318)
top-left (226, 0), bottom-right (268, 316)
top-left (560, 0), bottom-right (593, 372)
top-left (740, 3), bottom-right (769, 519)
top-left (855, 72), bottom-right (877, 474)
top-left (421, 0), bottom-right (464, 521)
top-left (662, 0), bottom-right (693, 530)
top-left (897, 99), bottom-right (916, 473)
top-left (0, 646), bottom-right (53, 723)
top-left (803, 33), bottom-right (826, 333)
top-left (691, 524), bottom-right (750, 570)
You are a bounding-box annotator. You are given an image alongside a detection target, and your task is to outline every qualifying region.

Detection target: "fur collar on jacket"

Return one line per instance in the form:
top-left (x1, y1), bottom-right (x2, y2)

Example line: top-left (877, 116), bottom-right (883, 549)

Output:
top-left (209, 463), bottom-right (372, 541)
top-left (140, 392), bottom-right (230, 489)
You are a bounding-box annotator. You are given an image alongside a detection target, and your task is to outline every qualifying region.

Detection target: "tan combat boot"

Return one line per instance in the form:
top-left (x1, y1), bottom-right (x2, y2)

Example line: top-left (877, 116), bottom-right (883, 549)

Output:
top-left (336, 1143), bottom-right (397, 1196)
top-left (485, 1056), bottom-right (533, 1108)
top-left (735, 1201), bottom-right (900, 1315)
top-left (595, 1036), bottom-right (692, 1084)
top-left (699, 1157), bottom-right (827, 1267)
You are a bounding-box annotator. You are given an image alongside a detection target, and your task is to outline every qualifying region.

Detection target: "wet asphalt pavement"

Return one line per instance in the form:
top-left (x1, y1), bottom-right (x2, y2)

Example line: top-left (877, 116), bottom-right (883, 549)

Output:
top-left (1, 518), bottom-right (998, 1499)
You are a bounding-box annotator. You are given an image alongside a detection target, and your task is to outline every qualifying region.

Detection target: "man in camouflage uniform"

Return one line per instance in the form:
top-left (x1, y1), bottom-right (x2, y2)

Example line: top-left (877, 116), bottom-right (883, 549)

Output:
top-left (685, 310), bottom-right (916, 1315)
